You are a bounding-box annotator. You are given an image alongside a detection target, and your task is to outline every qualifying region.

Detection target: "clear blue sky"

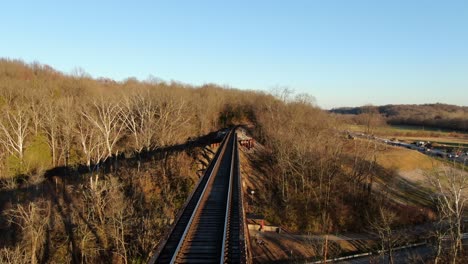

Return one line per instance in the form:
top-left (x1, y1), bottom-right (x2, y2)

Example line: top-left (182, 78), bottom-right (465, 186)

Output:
top-left (1, 0), bottom-right (467, 109)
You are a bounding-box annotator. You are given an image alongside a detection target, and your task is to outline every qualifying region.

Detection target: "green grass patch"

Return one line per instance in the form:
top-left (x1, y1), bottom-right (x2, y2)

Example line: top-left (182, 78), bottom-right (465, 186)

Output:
top-left (6, 155), bottom-right (26, 176)
top-left (23, 134), bottom-right (52, 175)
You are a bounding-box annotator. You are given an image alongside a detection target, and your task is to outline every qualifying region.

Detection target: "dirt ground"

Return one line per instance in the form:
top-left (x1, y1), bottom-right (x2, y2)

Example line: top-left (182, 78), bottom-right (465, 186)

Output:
top-left (249, 228), bottom-right (375, 263)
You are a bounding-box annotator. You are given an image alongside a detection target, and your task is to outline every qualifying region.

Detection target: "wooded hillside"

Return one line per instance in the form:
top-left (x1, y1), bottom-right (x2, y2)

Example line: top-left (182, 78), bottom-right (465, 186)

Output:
top-left (0, 59), bottom-right (267, 263)
top-left (0, 59), bottom-right (447, 263)
top-left (0, 59), bottom-right (266, 178)
top-left (331, 104), bottom-right (468, 131)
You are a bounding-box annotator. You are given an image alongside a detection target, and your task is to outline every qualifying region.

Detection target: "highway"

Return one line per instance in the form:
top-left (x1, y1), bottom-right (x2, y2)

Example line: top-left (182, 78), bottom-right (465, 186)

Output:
top-left (348, 131), bottom-right (467, 165)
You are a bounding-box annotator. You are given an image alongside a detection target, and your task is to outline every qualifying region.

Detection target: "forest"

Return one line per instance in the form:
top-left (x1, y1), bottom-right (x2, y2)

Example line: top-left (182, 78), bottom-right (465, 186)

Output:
top-left (331, 104), bottom-right (468, 132)
top-left (0, 59), bottom-right (263, 263)
top-left (0, 59), bottom-right (465, 263)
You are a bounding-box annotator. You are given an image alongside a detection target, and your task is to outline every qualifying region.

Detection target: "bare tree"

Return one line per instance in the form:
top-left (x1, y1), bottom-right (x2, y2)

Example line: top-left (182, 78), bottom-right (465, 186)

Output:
top-left (81, 98), bottom-right (126, 161)
top-left (81, 175), bottom-right (132, 263)
top-left (107, 177), bottom-right (132, 264)
top-left (370, 206), bottom-right (400, 264)
top-left (350, 138), bottom-right (379, 199)
top-left (0, 246), bottom-right (28, 264)
top-left (6, 201), bottom-right (50, 264)
top-left (41, 102), bottom-right (60, 166)
top-left (431, 219), bottom-right (450, 264)
top-left (0, 145), bottom-right (4, 176)
top-left (358, 104), bottom-right (383, 135)
top-left (427, 164), bottom-right (468, 264)
top-left (57, 97), bottom-right (77, 167)
top-left (29, 100), bottom-right (44, 136)
top-left (122, 91), bottom-right (157, 153)
top-left (154, 96), bottom-right (191, 147)
top-left (75, 115), bottom-right (105, 171)
top-left (0, 107), bottom-right (30, 172)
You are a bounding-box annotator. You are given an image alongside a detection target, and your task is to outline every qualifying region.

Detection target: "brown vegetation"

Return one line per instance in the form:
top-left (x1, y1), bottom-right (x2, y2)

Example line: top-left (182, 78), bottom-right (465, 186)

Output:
top-left (0, 59), bottom-right (263, 263)
top-left (0, 59), bottom-right (463, 263)
top-left (331, 104), bottom-right (468, 132)
top-left (246, 97), bottom-right (432, 235)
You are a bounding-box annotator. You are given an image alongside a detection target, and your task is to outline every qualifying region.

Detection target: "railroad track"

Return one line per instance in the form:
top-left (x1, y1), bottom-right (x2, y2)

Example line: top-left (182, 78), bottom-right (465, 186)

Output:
top-left (150, 129), bottom-right (249, 264)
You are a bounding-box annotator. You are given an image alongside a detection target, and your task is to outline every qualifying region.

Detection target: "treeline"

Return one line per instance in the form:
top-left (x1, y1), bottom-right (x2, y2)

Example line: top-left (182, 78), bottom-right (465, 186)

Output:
top-left (331, 104), bottom-right (468, 131)
top-left (0, 59), bottom-right (265, 263)
top-left (0, 59), bottom-right (261, 179)
top-left (0, 59), bottom-right (447, 263)
top-left (251, 97), bottom-right (467, 262)
top-left (250, 94), bottom-right (429, 234)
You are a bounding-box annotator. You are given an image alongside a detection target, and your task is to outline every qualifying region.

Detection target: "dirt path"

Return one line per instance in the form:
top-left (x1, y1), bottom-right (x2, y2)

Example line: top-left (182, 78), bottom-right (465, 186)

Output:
top-left (249, 229), bottom-right (375, 263)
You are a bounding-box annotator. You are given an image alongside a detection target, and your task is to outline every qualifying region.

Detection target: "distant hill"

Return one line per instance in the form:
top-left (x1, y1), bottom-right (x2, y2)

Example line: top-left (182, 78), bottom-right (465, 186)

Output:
top-left (331, 104), bottom-right (468, 131)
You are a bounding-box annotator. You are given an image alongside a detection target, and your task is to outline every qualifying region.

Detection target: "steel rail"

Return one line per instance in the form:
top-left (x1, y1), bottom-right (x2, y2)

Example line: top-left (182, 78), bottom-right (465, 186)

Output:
top-left (235, 133), bottom-right (251, 263)
top-left (220, 132), bottom-right (236, 263)
top-left (168, 130), bottom-right (233, 263)
top-left (150, 130), bottom-right (232, 263)
top-left (150, 129), bottom-right (250, 263)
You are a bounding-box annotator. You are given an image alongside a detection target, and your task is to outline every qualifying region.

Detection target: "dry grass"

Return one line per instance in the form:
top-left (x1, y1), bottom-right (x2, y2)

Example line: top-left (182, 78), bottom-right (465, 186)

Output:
top-left (376, 146), bottom-right (441, 173)
top-left (348, 124), bottom-right (468, 149)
